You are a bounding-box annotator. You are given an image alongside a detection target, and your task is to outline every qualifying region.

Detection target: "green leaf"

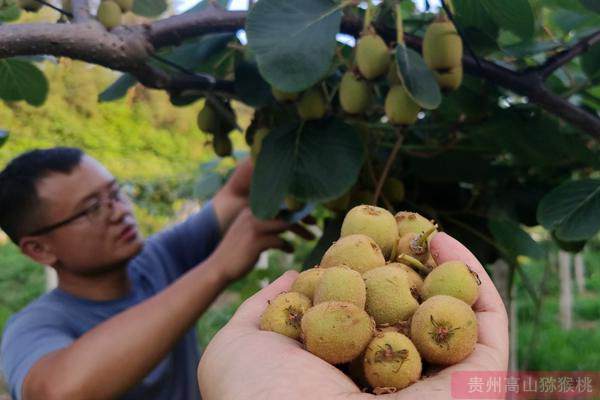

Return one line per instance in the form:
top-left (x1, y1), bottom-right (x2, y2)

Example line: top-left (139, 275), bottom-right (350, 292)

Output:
top-left (582, 43), bottom-right (600, 80)
top-left (133, 0), bottom-right (166, 17)
top-left (489, 217), bottom-right (544, 260)
top-left (0, 0), bottom-right (21, 22)
top-left (246, 0), bottom-right (342, 92)
top-left (537, 179), bottom-right (600, 241)
top-left (234, 60), bottom-right (273, 107)
top-left (98, 73), bottom-right (137, 102)
top-left (394, 44), bottom-right (441, 110)
top-left (0, 59), bottom-right (48, 106)
top-left (480, 0), bottom-right (534, 39)
top-left (158, 34), bottom-right (234, 71)
top-left (580, 0), bottom-right (600, 13)
top-left (250, 118), bottom-right (364, 219)
top-left (0, 130), bottom-right (8, 148)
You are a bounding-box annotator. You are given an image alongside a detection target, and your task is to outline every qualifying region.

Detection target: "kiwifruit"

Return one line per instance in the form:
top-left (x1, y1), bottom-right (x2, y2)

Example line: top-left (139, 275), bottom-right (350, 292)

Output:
top-left (422, 20), bottom-right (463, 71)
top-left (434, 66), bottom-right (463, 91)
top-left (387, 263), bottom-right (424, 299)
top-left (213, 134), bottom-right (232, 157)
top-left (260, 292), bottom-right (312, 340)
top-left (421, 260), bottom-right (480, 305)
top-left (197, 103), bottom-right (219, 134)
top-left (356, 34), bottom-right (390, 80)
top-left (291, 267), bottom-right (325, 300)
top-left (313, 266), bottom-right (366, 309)
top-left (297, 87), bottom-right (327, 120)
top-left (113, 0), bottom-right (133, 12)
top-left (272, 86), bottom-right (300, 103)
top-left (341, 205), bottom-right (398, 260)
top-left (97, 0), bottom-right (122, 29)
top-left (363, 331), bottom-right (422, 390)
top-left (385, 85), bottom-right (420, 126)
top-left (250, 127), bottom-right (269, 162)
top-left (396, 226), bottom-right (437, 264)
top-left (301, 301), bottom-right (374, 364)
top-left (339, 72), bottom-right (371, 114)
top-left (410, 295), bottom-right (477, 365)
top-left (363, 266), bottom-right (419, 326)
top-left (320, 234), bottom-right (386, 274)
top-left (383, 178), bottom-right (405, 203)
top-left (395, 211), bottom-right (436, 237)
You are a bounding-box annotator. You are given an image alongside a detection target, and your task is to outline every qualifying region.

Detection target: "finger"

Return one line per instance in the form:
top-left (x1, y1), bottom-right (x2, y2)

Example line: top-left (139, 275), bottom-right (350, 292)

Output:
top-left (229, 270), bottom-right (299, 329)
top-left (429, 232), bottom-right (509, 363)
top-left (254, 218), bottom-right (292, 234)
top-left (289, 223), bottom-right (316, 241)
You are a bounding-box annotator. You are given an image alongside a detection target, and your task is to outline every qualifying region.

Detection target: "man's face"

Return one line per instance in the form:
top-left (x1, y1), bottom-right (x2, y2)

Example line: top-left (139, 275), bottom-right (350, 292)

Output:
top-left (33, 156), bottom-right (143, 274)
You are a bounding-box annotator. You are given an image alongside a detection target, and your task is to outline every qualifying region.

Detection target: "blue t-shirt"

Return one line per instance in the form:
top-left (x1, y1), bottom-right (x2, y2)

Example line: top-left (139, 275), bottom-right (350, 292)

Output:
top-left (1, 201), bottom-right (221, 400)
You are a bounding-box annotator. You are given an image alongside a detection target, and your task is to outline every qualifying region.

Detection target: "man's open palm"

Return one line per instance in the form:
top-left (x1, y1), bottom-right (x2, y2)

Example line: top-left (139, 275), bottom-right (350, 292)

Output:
top-left (198, 232), bottom-right (509, 400)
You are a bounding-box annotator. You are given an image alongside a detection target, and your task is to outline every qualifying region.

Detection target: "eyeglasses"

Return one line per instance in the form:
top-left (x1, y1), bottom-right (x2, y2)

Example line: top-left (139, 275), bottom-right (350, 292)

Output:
top-left (27, 184), bottom-right (129, 236)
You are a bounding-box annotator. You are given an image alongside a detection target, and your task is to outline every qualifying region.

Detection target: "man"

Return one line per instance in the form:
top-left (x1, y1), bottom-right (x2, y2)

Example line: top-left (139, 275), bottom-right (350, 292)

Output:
top-left (0, 147), bottom-right (312, 400)
top-left (197, 232), bottom-right (509, 399)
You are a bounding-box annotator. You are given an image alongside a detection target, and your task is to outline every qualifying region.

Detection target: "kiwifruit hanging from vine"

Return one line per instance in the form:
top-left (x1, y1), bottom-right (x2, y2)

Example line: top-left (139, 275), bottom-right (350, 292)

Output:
top-left (356, 34), bottom-right (390, 80)
top-left (422, 18), bottom-right (463, 71)
top-left (385, 85), bottom-right (420, 126)
top-left (297, 87), bottom-right (327, 120)
top-left (271, 87), bottom-right (300, 103)
top-left (434, 66), bottom-right (463, 91)
top-left (212, 134), bottom-right (232, 157)
top-left (97, 0), bottom-right (122, 29)
top-left (339, 72), bottom-right (371, 115)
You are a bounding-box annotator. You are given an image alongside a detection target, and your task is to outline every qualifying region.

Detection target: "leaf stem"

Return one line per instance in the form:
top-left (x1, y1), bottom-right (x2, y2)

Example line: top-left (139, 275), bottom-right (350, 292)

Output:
top-left (395, 3), bottom-right (404, 45)
top-left (363, 0), bottom-right (374, 34)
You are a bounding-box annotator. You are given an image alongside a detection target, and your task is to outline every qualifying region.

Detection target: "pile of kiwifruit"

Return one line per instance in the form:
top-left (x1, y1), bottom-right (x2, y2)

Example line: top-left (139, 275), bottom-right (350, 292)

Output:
top-left (260, 205), bottom-right (481, 394)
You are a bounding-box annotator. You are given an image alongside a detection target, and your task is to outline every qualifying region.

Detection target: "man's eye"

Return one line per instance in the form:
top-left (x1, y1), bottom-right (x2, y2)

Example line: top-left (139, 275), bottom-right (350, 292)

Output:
top-left (86, 201), bottom-right (102, 215)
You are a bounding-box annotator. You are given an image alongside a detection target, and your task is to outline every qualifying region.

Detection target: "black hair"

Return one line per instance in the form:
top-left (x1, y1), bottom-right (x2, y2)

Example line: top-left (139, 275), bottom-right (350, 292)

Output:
top-left (0, 147), bottom-right (84, 243)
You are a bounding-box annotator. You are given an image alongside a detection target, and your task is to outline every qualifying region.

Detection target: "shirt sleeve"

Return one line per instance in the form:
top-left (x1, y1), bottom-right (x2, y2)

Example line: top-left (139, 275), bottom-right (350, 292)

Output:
top-left (146, 200), bottom-right (221, 278)
top-left (1, 309), bottom-right (74, 400)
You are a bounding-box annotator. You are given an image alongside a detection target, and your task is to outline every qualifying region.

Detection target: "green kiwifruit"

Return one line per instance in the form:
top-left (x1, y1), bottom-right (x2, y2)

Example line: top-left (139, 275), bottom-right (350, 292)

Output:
top-left (113, 0), bottom-right (133, 12)
top-left (385, 85), bottom-right (420, 126)
top-left (356, 34), bottom-right (390, 80)
top-left (320, 234), bottom-right (386, 274)
top-left (434, 66), bottom-right (463, 91)
top-left (363, 266), bottom-right (419, 326)
top-left (387, 263), bottom-right (424, 298)
top-left (421, 260), bottom-right (480, 305)
top-left (97, 0), bottom-right (122, 29)
top-left (313, 266), bottom-right (366, 309)
top-left (341, 205), bottom-right (398, 260)
top-left (197, 103), bottom-right (219, 134)
top-left (395, 211), bottom-right (436, 237)
top-left (301, 301), bottom-right (374, 364)
top-left (386, 59), bottom-right (401, 85)
top-left (396, 226), bottom-right (437, 264)
top-left (423, 20), bottom-right (463, 71)
top-left (213, 134), bottom-right (232, 157)
top-left (297, 87), bottom-right (327, 120)
top-left (260, 292), bottom-right (312, 340)
top-left (291, 267), bottom-right (325, 300)
top-left (339, 72), bottom-right (371, 114)
top-left (364, 331), bottom-right (422, 390)
top-left (410, 295), bottom-right (477, 365)
top-left (383, 178), bottom-right (405, 203)
top-left (272, 87), bottom-right (299, 103)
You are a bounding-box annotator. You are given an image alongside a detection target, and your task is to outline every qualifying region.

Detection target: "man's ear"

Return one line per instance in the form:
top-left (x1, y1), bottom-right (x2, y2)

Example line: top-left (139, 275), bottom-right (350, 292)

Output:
top-left (19, 236), bottom-right (57, 266)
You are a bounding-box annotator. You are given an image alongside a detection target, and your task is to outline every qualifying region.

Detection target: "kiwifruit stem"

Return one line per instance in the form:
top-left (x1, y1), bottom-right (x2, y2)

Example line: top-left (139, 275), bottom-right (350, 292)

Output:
top-left (363, 0), bottom-right (375, 34)
top-left (416, 226), bottom-right (437, 248)
top-left (444, 0), bottom-right (455, 15)
top-left (394, 3), bottom-right (404, 45)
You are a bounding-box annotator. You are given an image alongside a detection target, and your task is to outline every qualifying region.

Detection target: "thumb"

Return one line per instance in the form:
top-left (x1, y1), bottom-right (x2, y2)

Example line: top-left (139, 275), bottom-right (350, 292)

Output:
top-left (228, 270), bottom-right (299, 329)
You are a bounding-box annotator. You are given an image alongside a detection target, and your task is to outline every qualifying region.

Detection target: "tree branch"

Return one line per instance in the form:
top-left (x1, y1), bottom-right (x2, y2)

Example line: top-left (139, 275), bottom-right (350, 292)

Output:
top-left (532, 30), bottom-right (600, 80)
top-left (0, 8), bottom-right (598, 137)
top-left (71, 0), bottom-right (91, 22)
